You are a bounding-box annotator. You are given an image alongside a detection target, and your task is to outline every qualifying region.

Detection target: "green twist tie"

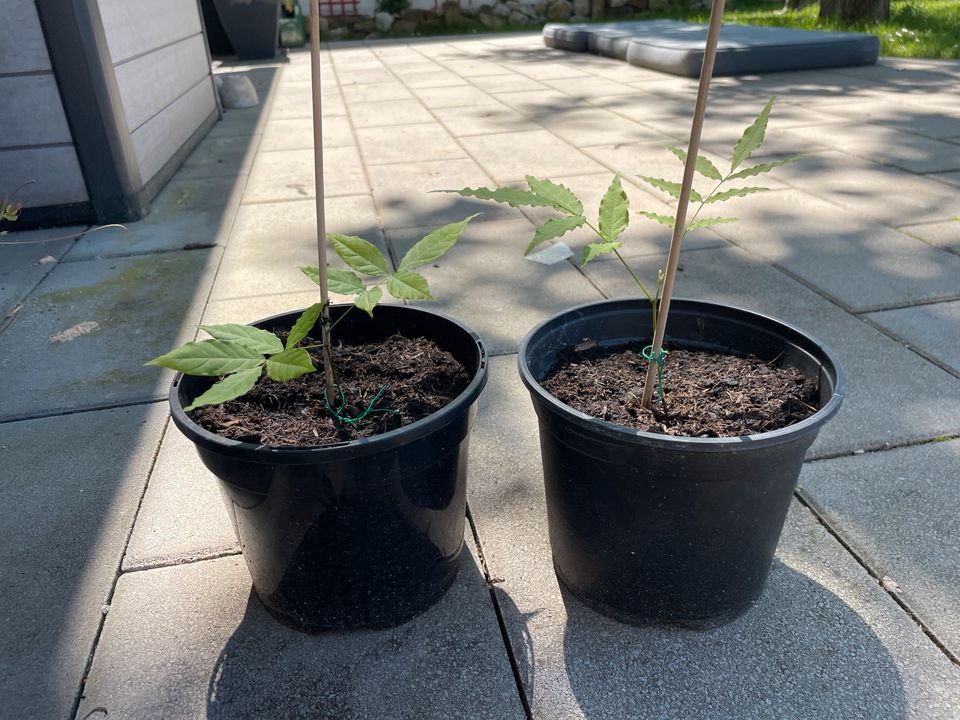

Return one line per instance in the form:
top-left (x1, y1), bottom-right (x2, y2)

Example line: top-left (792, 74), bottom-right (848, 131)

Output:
top-left (323, 383), bottom-right (396, 424)
top-left (642, 345), bottom-right (670, 406)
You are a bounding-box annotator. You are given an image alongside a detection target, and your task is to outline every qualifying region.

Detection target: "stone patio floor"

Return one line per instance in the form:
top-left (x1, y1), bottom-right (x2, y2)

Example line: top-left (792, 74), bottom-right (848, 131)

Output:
top-left (2, 32), bottom-right (959, 720)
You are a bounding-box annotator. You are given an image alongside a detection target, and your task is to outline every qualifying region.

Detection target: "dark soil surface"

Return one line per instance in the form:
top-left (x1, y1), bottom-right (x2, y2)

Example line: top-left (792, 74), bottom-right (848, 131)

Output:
top-left (192, 333), bottom-right (471, 446)
top-left (541, 341), bottom-right (819, 437)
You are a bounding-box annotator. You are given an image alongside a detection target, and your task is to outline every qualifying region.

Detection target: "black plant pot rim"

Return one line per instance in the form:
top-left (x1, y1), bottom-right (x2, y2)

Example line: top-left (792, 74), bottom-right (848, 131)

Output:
top-left (518, 297), bottom-right (845, 453)
top-left (170, 304), bottom-right (488, 465)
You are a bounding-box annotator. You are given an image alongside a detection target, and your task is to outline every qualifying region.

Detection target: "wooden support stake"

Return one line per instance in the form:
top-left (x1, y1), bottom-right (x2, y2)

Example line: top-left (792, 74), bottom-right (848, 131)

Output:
top-left (640, 0), bottom-right (727, 409)
top-left (309, 0), bottom-right (337, 400)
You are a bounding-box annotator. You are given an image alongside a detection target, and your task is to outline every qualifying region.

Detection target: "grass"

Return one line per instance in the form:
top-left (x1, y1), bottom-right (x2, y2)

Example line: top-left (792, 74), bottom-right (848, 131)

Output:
top-left (638, 0), bottom-right (960, 59)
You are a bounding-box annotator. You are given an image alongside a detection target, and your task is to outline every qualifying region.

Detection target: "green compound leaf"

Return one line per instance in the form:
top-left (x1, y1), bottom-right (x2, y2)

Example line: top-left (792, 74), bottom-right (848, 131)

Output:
top-left (637, 211), bottom-right (676, 228)
top-left (300, 266), bottom-right (321, 285)
top-left (354, 286), bottom-right (383, 316)
top-left (731, 96), bottom-right (776, 171)
top-left (266, 347), bottom-right (315, 382)
top-left (580, 241), bottom-right (622, 266)
top-left (398, 214), bottom-right (478, 271)
top-left (525, 215), bottom-right (586, 256)
top-left (184, 367), bottom-right (262, 412)
top-left (598, 174), bottom-right (629, 243)
top-left (703, 187), bottom-right (770, 204)
top-left (445, 186), bottom-right (555, 208)
top-left (525, 176), bottom-right (583, 216)
top-left (685, 216), bottom-right (738, 232)
top-left (146, 340), bottom-right (265, 376)
top-left (199, 324), bottom-right (282, 355)
top-left (725, 155), bottom-right (800, 181)
top-left (286, 302), bottom-right (324, 349)
top-left (328, 234), bottom-right (389, 276)
top-left (327, 267), bottom-right (365, 295)
top-left (665, 145), bottom-right (723, 181)
top-left (387, 270), bottom-right (433, 300)
top-left (638, 176), bottom-right (703, 203)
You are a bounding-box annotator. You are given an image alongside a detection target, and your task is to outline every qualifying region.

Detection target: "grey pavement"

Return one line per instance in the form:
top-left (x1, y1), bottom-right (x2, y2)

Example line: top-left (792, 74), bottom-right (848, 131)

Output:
top-left (1, 32), bottom-right (959, 720)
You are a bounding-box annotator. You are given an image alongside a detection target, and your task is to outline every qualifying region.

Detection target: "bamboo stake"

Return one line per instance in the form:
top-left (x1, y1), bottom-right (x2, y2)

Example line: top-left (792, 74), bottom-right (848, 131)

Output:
top-left (640, 0), bottom-right (727, 409)
top-left (309, 0), bottom-right (337, 401)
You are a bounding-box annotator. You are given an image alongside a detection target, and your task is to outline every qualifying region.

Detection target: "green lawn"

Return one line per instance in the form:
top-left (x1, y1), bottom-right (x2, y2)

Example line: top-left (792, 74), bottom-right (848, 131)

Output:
top-left (639, 0), bottom-right (960, 59)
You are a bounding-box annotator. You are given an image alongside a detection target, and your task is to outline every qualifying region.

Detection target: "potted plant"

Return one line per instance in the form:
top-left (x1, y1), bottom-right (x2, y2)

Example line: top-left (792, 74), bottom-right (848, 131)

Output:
top-left (146, 1), bottom-right (488, 631)
top-left (446, 3), bottom-right (844, 628)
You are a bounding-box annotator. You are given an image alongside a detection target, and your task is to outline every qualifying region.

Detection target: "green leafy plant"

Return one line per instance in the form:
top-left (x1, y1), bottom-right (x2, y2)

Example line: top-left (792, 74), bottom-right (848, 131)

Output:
top-left (447, 97), bottom-right (795, 396)
top-left (146, 215), bottom-right (476, 411)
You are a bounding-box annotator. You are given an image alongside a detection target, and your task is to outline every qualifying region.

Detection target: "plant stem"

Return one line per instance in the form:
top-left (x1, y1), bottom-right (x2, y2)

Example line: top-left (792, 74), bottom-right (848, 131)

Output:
top-left (309, 0), bottom-right (337, 401)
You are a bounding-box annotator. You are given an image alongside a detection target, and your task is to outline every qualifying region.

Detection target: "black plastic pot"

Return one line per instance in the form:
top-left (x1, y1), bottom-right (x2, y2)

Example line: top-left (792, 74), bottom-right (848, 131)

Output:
top-left (170, 305), bottom-right (488, 631)
top-left (212, 0), bottom-right (279, 60)
top-left (519, 299), bottom-right (844, 628)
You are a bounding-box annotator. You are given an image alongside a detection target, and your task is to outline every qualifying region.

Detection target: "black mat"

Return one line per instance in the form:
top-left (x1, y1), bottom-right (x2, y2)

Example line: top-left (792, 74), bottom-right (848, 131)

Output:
top-left (543, 20), bottom-right (879, 77)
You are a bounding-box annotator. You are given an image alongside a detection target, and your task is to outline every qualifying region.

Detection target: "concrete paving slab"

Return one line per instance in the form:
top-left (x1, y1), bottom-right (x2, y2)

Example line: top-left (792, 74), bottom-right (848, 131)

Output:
top-left (124, 424), bottom-right (239, 571)
top-left (0, 249), bottom-right (218, 420)
top-left (333, 67), bottom-right (397, 86)
top-left (470, 73), bottom-right (551, 94)
top-left (176, 134), bottom-right (259, 181)
top-left (818, 100), bottom-right (960, 140)
top-left (773, 151), bottom-right (960, 226)
top-left (211, 195), bottom-right (386, 302)
top-left (367, 157), bottom-right (525, 230)
top-left (705, 188), bottom-right (960, 312)
top-left (459, 130), bottom-right (606, 183)
top-left (207, 66), bottom-right (282, 139)
top-left (410, 84), bottom-right (501, 109)
top-left (395, 68), bottom-right (467, 89)
top-left (0, 404), bottom-right (168, 720)
top-left (65, 176), bottom-right (245, 261)
top-left (799, 440), bottom-right (960, 658)
top-left (348, 99), bottom-right (435, 128)
top-left (435, 102), bottom-right (530, 137)
top-left (260, 115), bottom-right (355, 151)
top-left (438, 59), bottom-right (510, 78)
top-left (900, 219), bottom-right (960, 254)
top-left (468, 356), bottom-right (960, 720)
top-left (933, 170), bottom-right (960, 188)
top-left (77, 551), bottom-right (526, 720)
top-left (583, 91), bottom-right (696, 123)
top-left (535, 107), bottom-right (669, 148)
top-left (785, 122), bottom-right (960, 174)
top-left (0, 225), bottom-right (79, 314)
top-left (271, 84), bottom-right (344, 119)
top-left (243, 146), bottom-right (368, 203)
top-left (356, 122), bottom-right (467, 165)
top-left (201, 290), bottom-right (339, 327)
top-left (867, 301), bottom-right (960, 373)
top-left (541, 75), bottom-right (638, 98)
top-left (579, 244), bottom-right (960, 458)
top-left (340, 82), bottom-right (414, 103)
top-left (386, 219), bottom-right (603, 355)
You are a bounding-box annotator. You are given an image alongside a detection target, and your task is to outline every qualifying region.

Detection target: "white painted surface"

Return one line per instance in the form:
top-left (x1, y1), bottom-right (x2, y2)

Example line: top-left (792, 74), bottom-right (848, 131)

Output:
top-left (98, 0), bottom-right (203, 65)
top-left (114, 34), bottom-right (210, 132)
top-left (131, 78), bottom-right (217, 182)
top-left (0, 0), bottom-right (52, 74)
top-left (0, 146), bottom-right (89, 206)
top-left (0, 76), bottom-right (74, 148)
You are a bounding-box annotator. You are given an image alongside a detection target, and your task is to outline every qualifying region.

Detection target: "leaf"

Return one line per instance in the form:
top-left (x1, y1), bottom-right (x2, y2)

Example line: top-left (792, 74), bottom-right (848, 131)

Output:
top-left (598, 174), bottom-right (629, 243)
top-left (286, 302), bottom-right (324, 349)
top-left (387, 271), bottom-right (433, 300)
top-left (445, 186), bottom-right (555, 208)
top-left (328, 234), bottom-right (389, 276)
top-left (725, 155), bottom-right (801, 181)
top-left (199, 324), bottom-right (282, 355)
top-left (146, 340), bottom-right (265, 376)
top-left (731, 96), bottom-right (777, 171)
top-left (665, 145), bottom-right (723, 181)
top-left (266, 347), bottom-right (315, 382)
top-left (703, 187), bottom-right (770, 204)
top-left (636, 211), bottom-right (676, 228)
top-left (184, 367), bottom-right (262, 411)
top-left (685, 217), bottom-right (738, 232)
top-left (638, 176), bottom-right (703, 203)
top-left (398, 214), bottom-right (478, 271)
top-left (354, 286), bottom-right (383, 316)
top-left (524, 215), bottom-right (586, 255)
top-left (524, 176), bottom-right (583, 215)
top-left (580, 241), bottom-right (621, 266)
top-left (327, 267), bottom-right (365, 294)
top-left (300, 266), bottom-right (321, 285)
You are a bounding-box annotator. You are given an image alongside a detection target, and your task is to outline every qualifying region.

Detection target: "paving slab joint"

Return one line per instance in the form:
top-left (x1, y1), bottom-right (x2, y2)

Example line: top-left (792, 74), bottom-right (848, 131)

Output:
top-left (794, 489), bottom-right (960, 668)
top-left (466, 504), bottom-right (534, 720)
top-left (805, 433), bottom-right (960, 463)
top-left (121, 549), bottom-right (244, 575)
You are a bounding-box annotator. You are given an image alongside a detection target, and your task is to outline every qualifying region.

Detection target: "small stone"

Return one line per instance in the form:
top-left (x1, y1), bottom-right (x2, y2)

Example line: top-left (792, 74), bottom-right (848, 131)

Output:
top-left (391, 19), bottom-right (417, 33)
top-left (443, 0), bottom-right (464, 24)
top-left (492, 3), bottom-right (512, 17)
top-left (478, 10), bottom-right (507, 28)
top-left (323, 26), bottom-right (348, 40)
top-left (546, 0), bottom-right (572, 20)
top-left (375, 11), bottom-right (394, 31)
top-left (881, 576), bottom-right (902, 593)
top-left (573, 0), bottom-right (590, 14)
top-left (853, 449), bottom-right (865, 455)
top-left (216, 74), bottom-right (259, 109)
top-left (509, 10), bottom-right (532, 23)
top-left (38, 255), bottom-right (56, 264)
